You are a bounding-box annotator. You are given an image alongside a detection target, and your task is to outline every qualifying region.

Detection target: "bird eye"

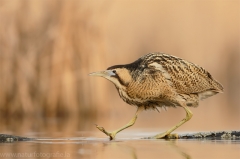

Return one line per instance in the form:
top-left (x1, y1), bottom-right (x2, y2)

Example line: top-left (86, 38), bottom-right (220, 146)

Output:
top-left (112, 70), bottom-right (116, 74)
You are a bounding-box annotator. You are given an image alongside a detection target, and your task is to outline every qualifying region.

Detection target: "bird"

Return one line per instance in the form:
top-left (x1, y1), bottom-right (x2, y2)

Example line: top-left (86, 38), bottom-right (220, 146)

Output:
top-left (89, 52), bottom-right (223, 140)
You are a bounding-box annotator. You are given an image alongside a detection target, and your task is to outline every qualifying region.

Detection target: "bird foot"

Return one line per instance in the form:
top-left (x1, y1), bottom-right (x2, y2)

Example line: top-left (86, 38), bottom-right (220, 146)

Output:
top-left (95, 124), bottom-right (116, 140)
top-left (144, 132), bottom-right (179, 139)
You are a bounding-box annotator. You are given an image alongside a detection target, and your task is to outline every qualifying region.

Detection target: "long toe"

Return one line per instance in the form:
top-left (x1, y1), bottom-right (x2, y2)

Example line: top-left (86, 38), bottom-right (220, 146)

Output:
top-left (166, 133), bottom-right (179, 139)
top-left (153, 132), bottom-right (168, 139)
top-left (96, 125), bottom-right (105, 132)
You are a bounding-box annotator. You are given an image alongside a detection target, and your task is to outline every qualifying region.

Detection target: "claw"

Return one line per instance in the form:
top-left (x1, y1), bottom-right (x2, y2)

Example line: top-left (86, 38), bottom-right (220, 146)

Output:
top-left (95, 124), bottom-right (116, 140)
top-left (144, 133), bottom-right (179, 139)
top-left (96, 125), bottom-right (108, 134)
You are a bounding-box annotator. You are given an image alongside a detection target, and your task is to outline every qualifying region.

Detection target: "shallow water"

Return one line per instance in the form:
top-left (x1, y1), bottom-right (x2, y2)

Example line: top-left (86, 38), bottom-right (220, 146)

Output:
top-left (0, 113), bottom-right (240, 159)
top-left (0, 131), bottom-right (240, 159)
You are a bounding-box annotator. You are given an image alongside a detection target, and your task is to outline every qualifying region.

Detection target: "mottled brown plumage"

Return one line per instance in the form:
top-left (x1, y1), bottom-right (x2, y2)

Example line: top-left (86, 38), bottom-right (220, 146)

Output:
top-left (90, 52), bottom-right (223, 140)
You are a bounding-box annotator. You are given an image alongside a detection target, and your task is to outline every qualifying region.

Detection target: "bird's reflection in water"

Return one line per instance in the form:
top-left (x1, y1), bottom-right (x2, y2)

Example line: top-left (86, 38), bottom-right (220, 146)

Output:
top-left (99, 141), bottom-right (137, 159)
top-left (166, 140), bottom-right (191, 159)
top-left (99, 139), bottom-right (191, 159)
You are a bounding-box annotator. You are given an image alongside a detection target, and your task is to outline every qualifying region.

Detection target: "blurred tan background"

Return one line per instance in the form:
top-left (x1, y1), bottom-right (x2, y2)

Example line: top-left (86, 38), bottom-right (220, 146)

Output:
top-left (0, 0), bottom-right (239, 136)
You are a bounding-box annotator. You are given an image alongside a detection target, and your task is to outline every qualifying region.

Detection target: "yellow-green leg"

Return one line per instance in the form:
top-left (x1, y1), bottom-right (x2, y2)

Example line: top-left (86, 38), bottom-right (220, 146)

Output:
top-left (149, 105), bottom-right (193, 139)
top-left (96, 106), bottom-right (144, 140)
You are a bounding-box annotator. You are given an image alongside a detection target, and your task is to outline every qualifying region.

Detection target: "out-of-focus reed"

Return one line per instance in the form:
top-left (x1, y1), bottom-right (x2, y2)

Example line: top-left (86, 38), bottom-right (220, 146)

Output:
top-left (0, 0), bottom-right (108, 118)
top-left (0, 0), bottom-right (239, 123)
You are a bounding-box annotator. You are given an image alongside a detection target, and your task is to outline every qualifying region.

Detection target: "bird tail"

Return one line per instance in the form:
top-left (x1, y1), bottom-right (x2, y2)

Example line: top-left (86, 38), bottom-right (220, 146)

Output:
top-left (212, 79), bottom-right (224, 93)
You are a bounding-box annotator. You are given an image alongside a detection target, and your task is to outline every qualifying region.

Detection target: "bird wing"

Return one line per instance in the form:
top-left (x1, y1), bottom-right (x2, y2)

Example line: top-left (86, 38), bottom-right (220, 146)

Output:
top-left (143, 53), bottom-right (223, 94)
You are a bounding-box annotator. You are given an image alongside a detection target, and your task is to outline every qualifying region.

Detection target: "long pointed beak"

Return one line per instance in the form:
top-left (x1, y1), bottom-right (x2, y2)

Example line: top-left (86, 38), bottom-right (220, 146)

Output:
top-left (89, 70), bottom-right (115, 77)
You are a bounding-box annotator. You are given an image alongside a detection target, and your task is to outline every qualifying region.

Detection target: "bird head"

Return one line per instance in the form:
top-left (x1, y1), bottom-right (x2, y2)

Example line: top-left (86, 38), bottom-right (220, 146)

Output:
top-left (89, 66), bottom-right (132, 88)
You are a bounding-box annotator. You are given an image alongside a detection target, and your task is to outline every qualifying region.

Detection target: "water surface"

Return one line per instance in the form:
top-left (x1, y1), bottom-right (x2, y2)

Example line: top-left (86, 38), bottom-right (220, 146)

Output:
top-left (0, 131), bottom-right (239, 159)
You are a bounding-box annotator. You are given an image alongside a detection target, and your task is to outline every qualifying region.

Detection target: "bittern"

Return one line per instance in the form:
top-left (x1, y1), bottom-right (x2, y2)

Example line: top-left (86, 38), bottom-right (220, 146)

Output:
top-left (90, 52), bottom-right (223, 140)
